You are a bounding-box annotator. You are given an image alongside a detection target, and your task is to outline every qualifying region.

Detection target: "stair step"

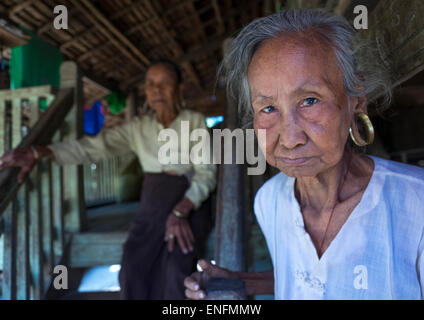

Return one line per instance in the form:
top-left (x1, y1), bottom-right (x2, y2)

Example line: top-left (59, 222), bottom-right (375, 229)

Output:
top-left (70, 232), bottom-right (127, 268)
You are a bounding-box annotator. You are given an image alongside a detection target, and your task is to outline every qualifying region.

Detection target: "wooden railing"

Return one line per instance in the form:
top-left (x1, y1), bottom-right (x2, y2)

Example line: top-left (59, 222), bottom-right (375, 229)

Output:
top-left (0, 61), bottom-right (84, 300)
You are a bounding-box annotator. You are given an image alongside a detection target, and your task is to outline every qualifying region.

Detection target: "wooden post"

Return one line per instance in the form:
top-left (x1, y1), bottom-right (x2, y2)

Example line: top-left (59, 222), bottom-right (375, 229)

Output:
top-left (16, 186), bottom-right (30, 300)
top-left (41, 159), bottom-right (54, 292)
top-left (0, 99), bottom-right (6, 155)
top-left (29, 165), bottom-right (44, 299)
top-left (28, 96), bottom-right (39, 128)
top-left (2, 203), bottom-right (17, 300)
top-left (214, 38), bottom-right (245, 273)
top-left (124, 89), bottom-right (137, 122)
top-left (11, 98), bottom-right (22, 148)
top-left (60, 61), bottom-right (86, 233)
top-left (51, 130), bottom-right (64, 264)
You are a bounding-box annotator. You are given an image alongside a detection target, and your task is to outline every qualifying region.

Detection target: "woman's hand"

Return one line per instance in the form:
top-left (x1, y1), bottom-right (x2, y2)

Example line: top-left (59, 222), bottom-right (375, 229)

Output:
top-left (184, 259), bottom-right (234, 300)
top-left (164, 212), bottom-right (195, 254)
top-left (0, 147), bottom-right (38, 183)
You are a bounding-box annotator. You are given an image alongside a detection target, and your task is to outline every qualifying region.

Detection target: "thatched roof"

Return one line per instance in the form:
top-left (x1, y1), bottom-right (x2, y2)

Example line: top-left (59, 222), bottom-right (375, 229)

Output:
top-left (0, 0), bottom-right (273, 113)
top-left (0, 0), bottom-right (390, 115)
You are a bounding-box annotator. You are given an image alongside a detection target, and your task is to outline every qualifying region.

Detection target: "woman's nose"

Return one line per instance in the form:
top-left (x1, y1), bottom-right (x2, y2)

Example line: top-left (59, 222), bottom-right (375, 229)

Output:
top-left (278, 113), bottom-right (307, 150)
top-left (152, 84), bottom-right (161, 93)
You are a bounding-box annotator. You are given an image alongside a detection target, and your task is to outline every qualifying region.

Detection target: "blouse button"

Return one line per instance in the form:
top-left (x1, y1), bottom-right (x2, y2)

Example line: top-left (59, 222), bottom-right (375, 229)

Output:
top-left (295, 218), bottom-right (303, 228)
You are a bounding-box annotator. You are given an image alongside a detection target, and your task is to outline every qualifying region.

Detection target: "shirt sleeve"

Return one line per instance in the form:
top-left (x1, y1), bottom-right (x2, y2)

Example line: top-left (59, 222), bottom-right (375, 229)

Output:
top-left (417, 229), bottom-right (424, 299)
top-left (183, 114), bottom-right (217, 210)
top-left (48, 120), bottom-right (135, 165)
top-left (253, 178), bottom-right (277, 258)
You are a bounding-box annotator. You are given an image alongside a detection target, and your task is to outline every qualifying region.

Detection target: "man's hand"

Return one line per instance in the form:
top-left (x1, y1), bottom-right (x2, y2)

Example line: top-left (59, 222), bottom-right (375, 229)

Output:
top-left (0, 147), bottom-right (38, 183)
top-left (164, 213), bottom-right (195, 254)
top-left (173, 197), bottom-right (194, 217)
top-left (184, 259), bottom-right (234, 300)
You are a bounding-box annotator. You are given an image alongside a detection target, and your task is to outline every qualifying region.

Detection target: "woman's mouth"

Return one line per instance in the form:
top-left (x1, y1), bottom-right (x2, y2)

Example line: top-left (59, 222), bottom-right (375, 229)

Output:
top-left (279, 157), bottom-right (312, 165)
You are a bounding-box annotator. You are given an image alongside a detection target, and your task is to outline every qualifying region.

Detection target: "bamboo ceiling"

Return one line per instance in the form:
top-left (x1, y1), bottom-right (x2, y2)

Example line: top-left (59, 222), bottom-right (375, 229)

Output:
top-left (0, 0), bottom-right (268, 110)
top-left (0, 0), bottom-right (383, 115)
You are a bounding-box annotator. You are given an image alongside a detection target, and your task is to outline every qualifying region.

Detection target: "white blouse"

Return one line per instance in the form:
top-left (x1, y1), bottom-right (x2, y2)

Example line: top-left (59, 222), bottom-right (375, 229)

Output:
top-left (254, 156), bottom-right (424, 299)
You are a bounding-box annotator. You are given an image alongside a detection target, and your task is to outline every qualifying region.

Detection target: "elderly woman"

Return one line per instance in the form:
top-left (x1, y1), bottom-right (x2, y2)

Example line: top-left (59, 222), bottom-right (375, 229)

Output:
top-left (184, 9), bottom-right (424, 299)
top-left (0, 59), bottom-right (217, 299)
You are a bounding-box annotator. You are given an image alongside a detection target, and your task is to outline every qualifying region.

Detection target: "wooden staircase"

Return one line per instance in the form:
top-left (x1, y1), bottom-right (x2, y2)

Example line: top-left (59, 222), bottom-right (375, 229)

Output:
top-left (46, 201), bottom-right (139, 300)
top-left (0, 61), bottom-right (135, 300)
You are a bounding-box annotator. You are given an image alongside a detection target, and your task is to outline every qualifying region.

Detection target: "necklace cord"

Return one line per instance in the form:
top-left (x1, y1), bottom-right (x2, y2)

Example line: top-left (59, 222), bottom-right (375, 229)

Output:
top-left (318, 150), bottom-right (353, 256)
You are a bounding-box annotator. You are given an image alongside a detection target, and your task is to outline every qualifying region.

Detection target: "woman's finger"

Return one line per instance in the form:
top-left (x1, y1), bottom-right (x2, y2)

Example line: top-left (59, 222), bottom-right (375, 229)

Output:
top-left (0, 152), bottom-right (13, 170)
top-left (175, 228), bottom-right (189, 254)
top-left (167, 234), bottom-right (175, 252)
top-left (180, 224), bottom-right (194, 252)
top-left (18, 166), bottom-right (31, 183)
top-left (184, 275), bottom-right (200, 291)
top-left (185, 222), bottom-right (195, 244)
top-left (185, 288), bottom-right (206, 300)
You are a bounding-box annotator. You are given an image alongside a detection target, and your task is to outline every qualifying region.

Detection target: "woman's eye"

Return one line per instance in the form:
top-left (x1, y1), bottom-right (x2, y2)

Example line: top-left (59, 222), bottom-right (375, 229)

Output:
top-left (300, 97), bottom-right (318, 107)
top-left (262, 106), bottom-right (276, 113)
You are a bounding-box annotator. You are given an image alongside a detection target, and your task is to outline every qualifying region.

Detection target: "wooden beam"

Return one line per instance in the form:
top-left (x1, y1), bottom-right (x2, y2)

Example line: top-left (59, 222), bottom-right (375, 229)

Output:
top-left (76, 42), bottom-right (111, 63)
top-left (126, 0), bottom-right (195, 35)
top-left (134, 0), bottom-right (202, 90)
top-left (79, 0), bottom-right (150, 65)
top-left (8, 0), bottom-right (36, 15)
top-left (334, 0), bottom-right (351, 16)
top-left (177, 34), bottom-right (229, 64)
top-left (186, 1), bottom-right (208, 41)
top-left (72, 0), bottom-right (148, 71)
top-left (110, 0), bottom-right (144, 21)
top-left (59, 27), bottom-right (97, 51)
top-left (212, 0), bottom-right (225, 35)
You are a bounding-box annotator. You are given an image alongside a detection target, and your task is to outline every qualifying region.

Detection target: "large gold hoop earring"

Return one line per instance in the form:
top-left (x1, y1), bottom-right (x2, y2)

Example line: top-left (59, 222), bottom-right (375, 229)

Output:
top-left (349, 113), bottom-right (374, 147)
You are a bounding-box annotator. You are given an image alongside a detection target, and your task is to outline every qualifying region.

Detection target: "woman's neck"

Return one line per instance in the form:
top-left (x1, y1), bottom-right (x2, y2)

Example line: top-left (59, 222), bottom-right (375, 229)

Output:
top-left (156, 107), bottom-right (179, 128)
top-left (294, 150), bottom-right (356, 213)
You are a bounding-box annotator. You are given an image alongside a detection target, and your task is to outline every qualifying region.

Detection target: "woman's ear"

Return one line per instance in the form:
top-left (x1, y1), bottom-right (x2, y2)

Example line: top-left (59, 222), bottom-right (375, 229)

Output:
top-left (353, 95), bottom-right (367, 114)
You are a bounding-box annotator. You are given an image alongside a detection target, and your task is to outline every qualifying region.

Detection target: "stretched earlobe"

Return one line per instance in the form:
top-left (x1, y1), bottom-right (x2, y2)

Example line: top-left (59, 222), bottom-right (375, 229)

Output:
top-left (349, 112), bottom-right (374, 146)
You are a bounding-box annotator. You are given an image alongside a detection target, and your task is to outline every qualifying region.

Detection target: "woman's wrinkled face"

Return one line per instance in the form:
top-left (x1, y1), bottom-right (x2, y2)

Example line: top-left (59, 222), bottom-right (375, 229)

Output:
top-left (248, 35), bottom-right (359, 178)
top-left (145, 64), bottom-right (181, 113)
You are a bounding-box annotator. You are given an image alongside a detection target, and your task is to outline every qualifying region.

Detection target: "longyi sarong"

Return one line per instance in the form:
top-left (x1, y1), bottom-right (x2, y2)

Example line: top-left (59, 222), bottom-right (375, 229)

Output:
top-left (118, 173), bottom-right (212, 299)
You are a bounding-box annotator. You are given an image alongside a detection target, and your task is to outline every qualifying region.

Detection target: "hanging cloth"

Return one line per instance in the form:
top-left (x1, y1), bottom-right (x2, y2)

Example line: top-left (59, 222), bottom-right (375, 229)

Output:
top-left (83, 100), bottom-right (105, 135)
top-left (105, 91), bottom-right (127, 114)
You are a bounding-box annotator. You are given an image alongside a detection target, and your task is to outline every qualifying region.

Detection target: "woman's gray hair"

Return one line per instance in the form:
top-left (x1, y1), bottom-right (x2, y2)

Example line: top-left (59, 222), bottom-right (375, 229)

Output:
top-left (219, 8), bottom-right (392, 127)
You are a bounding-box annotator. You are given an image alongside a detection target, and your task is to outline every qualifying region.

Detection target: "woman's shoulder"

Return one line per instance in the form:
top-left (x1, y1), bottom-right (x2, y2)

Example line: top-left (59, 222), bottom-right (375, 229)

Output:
top-left (255, 171), bottom-right (292, 203)
top-left (369, 156), bottom-right (424, 220)
top-left (254, 171), bottom-right (292, 226)
top-left (180, 109), bottom-right (205, 121)
top-left (370, 155), bottom-right (424, 186)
